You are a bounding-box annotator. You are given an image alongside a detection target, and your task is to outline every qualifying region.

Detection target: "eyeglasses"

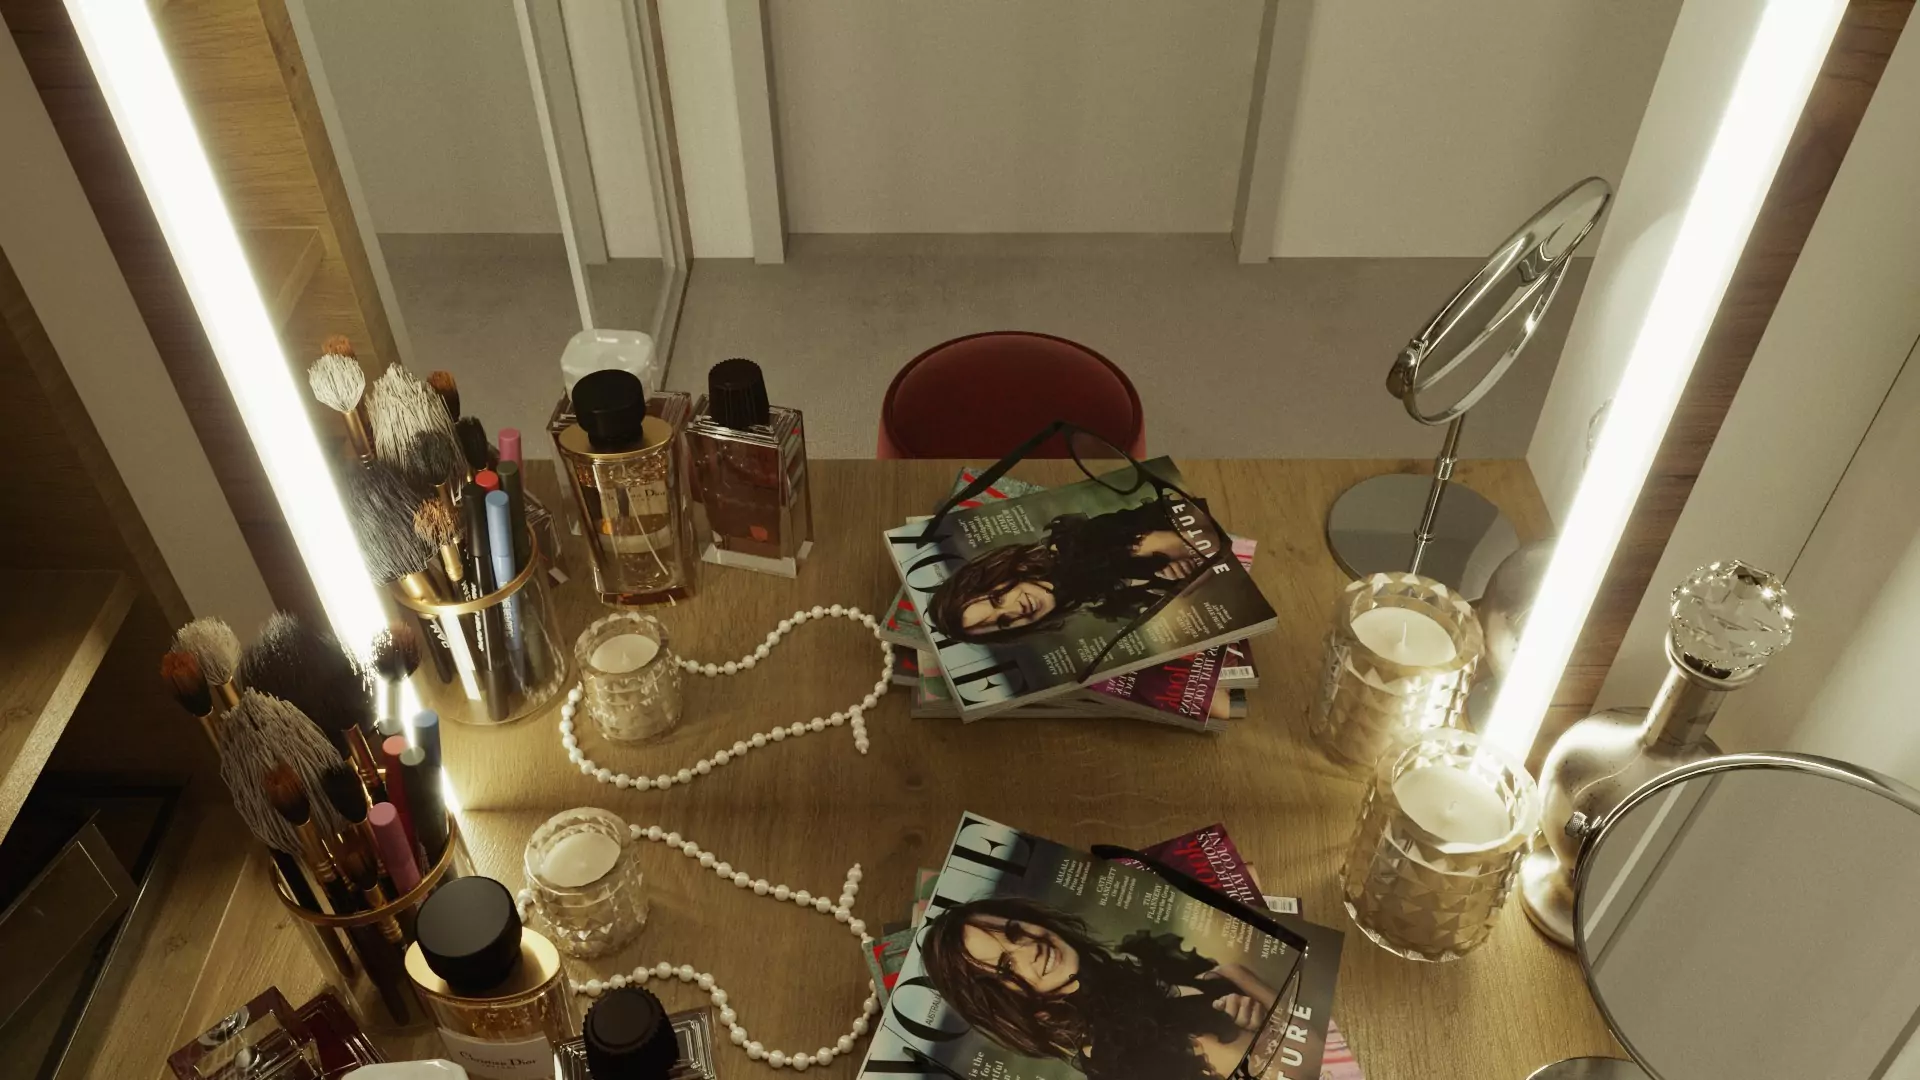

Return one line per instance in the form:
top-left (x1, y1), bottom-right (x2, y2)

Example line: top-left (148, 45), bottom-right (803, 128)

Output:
top-left (919, 422), bottom-right (1229, 683)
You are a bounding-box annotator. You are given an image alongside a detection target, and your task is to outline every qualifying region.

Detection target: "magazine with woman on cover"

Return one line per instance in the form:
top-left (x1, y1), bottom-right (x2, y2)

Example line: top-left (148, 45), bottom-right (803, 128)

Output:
top-left (883, 460), bottom-right (1278, 720)
top-left (857, 813), bottom-right (1306, 1080)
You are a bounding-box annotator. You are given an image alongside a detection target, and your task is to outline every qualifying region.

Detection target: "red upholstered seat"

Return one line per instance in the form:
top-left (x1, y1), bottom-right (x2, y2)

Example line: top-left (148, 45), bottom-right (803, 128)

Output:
top-left (876, 331), bottom-right (1146, 459)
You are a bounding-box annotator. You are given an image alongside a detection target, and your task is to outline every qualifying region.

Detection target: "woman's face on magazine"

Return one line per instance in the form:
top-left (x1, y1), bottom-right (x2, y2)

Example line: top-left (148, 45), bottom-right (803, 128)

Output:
top-left (960, 581), bottom-right (1056, 635)
top-left (962, 914), bottom-right (1080, 996)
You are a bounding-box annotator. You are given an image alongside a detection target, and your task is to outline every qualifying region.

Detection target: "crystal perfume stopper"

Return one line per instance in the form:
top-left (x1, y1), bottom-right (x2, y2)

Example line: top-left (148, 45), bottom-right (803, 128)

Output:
top-left (1668, 559), bottom-right (1794, 680)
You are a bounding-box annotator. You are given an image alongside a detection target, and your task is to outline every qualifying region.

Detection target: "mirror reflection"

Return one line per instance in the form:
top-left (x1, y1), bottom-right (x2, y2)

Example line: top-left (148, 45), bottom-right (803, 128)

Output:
top-left (1578, 763), bottom-right (1920, 1080)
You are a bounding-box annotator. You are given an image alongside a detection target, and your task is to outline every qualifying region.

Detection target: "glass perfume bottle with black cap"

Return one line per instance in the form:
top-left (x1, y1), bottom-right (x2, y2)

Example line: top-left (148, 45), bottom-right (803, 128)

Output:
top-left (554, 987), bottom-right (718, 1079)
top-left (404, 877), bottom-right (577, 1080)
top-left (553, 370), bottom-right (698, 605)
top-left (689, 358), bottom-right (813, 577)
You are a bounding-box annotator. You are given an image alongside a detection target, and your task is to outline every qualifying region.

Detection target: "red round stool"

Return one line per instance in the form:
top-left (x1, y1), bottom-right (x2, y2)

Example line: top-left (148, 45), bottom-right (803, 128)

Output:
top-left (876, 331), bottom-right (1146, 459)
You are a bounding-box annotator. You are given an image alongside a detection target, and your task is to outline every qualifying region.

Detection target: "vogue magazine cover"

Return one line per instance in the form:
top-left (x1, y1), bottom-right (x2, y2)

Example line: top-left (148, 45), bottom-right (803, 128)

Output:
top-left (856, 814), bottom-right (1307, 1080)
top-left (883, 460), bottom-right (1278, 719)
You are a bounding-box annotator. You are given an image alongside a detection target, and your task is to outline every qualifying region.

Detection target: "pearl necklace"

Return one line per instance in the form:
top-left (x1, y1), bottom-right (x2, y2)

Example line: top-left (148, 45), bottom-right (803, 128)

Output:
top-left (542, 605), bottom-right (894, 1070)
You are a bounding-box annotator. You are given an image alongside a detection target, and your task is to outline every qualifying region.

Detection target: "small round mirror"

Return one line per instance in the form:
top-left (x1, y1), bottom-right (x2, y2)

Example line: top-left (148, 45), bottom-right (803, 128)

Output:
top-left (1567, 754), bottom-right (1920, 1080)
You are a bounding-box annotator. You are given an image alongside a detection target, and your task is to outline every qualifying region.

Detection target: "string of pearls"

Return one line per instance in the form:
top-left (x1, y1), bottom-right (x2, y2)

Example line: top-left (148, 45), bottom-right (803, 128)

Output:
top-left (558, 605), bottom-right (894, 787)
top-left (541, 605), bottom-right (894, 1069)
top-left (517, 822), bottom-right (881, 1071)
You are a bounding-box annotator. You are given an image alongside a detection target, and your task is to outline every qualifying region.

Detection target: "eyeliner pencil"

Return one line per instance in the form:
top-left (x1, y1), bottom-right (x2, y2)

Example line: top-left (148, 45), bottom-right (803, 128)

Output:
top-left (462, 480), bottom-right (511, 719)
top-left (486, 491), bottom-right (529, 689)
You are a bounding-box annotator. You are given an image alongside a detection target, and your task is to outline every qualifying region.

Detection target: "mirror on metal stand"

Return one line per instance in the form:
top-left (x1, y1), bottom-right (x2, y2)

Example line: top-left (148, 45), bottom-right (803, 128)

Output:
top-left (1326, 177), bottom-right (1612, 600)
top-left (1528, 753), bottom-right (1920, 1080)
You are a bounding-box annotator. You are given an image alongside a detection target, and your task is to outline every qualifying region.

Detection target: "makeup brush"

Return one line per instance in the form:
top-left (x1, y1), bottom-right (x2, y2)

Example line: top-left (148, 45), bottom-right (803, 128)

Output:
top-left (370, 623), bottom-right (421, 726)
top-left (240, 613), bottom-right (384, 800)
top-left (160, 650), bottom-right (216, 744)
top-left (324, 334), bottom-right (356, 358)
top-left (347, 463), bottom-right (479, 691)
top-left (367, 364), bottom-right (455, 472)
top-left (215, 690), bottom-right (349, 854)
top-left (319, 762), bottom-right (380, 874)
top-left (427, 370), bottom-right (460, 423)
top-left (260, 762), bottom-right (358, 979)
top-left (316, 762), bottom-right (412, 1021)
top-left (413, 499), bottom-right (465, 590)
top-left (454, 416), bottom-right (493, 478)
top-left (173, 617), bottom-right (241, 711)
top-left (403, 431), bottom-right (462, 538)
top-left (309, 350), bottom-right (374, 464)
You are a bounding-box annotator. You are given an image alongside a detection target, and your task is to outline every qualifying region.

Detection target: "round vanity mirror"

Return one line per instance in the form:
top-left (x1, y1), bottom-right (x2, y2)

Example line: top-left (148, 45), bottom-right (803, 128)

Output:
top-left (1549, 753), bottom-right (1920, 1080)
top-left (1326, 177), bottom-right (1612, 598)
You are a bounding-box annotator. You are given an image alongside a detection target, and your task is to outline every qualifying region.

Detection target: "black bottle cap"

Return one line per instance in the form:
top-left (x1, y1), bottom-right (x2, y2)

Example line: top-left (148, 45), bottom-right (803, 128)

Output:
top-left (708, 358), bottom-right (772, 430)
top-left (584, 987), bottom-right (680, 1079)
top-left (573, 369), bottom-right (650, 450)
top-left (415, 877), bottom-right (524, 994)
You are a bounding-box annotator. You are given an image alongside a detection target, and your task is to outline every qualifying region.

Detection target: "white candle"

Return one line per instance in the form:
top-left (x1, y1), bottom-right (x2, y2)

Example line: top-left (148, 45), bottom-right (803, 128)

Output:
top-left (542, 830), bottom-right (622, 888)
top-left (590, 632), bottom-right (659, 674)
top-left (1351, 606), bottom-right (1457, 667)
top-left (1393, 764), bottom-right (1513, 845)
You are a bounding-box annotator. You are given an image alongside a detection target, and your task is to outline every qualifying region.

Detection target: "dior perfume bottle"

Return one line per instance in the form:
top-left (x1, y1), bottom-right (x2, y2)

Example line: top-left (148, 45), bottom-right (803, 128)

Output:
top-left (554, 990), bottom-right (718, 1080)
top-left (689, 359), bottom-right (813, 577)
top-left (405, 877), bottom-right (578, 1080)
top-left (553, 370), bottom-right (698, 605)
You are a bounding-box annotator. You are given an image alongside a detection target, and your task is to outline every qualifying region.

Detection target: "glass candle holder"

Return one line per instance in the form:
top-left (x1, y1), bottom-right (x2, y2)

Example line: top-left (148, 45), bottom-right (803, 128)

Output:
top-left (523, 807), bottom-right (649, 959)
top-left (1310, 571), bottom-right (1484, 770)
top-left (575, 612), bottom-right (683, 742)
top-left (1341, 729), bottom-right (1540, 961)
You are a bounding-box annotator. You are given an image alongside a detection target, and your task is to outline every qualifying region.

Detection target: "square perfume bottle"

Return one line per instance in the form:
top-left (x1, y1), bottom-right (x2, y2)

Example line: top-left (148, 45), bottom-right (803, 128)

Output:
top-left (689, 359), bottom-right (813, 578)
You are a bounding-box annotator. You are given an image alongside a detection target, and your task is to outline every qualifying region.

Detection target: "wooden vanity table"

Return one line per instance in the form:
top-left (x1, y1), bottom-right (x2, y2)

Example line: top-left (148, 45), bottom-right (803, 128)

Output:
top-left (158, 458), bottom-right (1615, 1080)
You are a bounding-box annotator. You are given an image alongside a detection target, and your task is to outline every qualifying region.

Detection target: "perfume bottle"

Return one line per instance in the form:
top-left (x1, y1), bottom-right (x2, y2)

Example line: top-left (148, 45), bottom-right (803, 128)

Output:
top-left (689, 359), bottom-right (813, 577)
top-left (169, 988), bottom-right (326, 1080)
top-left (554, 991), bottom-right (718, 1080)
top-left (405, 877), bottom-right (578, 1080)
top-left (553, 370), bottom-right (698, 605)
top-left (1519, 559), bottom-right (1795, 946)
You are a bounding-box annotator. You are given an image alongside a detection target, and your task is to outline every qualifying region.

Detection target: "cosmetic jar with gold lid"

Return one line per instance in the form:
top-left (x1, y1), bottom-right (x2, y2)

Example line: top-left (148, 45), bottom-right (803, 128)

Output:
top-left (405, 876), bottom-right (577, 1080)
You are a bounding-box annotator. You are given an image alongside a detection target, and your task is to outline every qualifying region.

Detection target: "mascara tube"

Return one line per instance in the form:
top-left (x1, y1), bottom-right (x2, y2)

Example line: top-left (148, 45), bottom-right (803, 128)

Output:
top-left (401, 745), bottom-right (449, 865)
top-left (380, 734), bottom-right (422, 871)
top-left (370, 803), bottom-right (422, 893)
top-left (415, 709), bottom-right (442, 771)
top-left (496, 460), bottom-right (551, 685)
top-left (486, 491), bottom-right (529, 690)
top-left (463, 480), bottom-right (511, 720)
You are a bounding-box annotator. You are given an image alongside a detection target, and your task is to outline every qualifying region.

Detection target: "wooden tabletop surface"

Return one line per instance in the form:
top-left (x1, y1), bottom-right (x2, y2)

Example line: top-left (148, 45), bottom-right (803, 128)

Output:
top-left (164, 458), bottom-right (1617, 1080)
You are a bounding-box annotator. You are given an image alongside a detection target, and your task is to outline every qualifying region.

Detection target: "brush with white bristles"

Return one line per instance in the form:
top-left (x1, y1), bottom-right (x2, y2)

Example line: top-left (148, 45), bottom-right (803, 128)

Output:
top-left (215, 689), bottom-right (348, 853)
top-left (367, 364), bottom-right (456, 473)
top-left (308, 341), bottom-right (374, 464)
top-left (173, 616), bottom-right (242, 711)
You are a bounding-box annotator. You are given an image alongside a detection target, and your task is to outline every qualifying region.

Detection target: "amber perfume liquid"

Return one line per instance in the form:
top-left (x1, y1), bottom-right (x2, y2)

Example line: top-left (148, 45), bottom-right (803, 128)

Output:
top-left (554, 390), bottom-right (698, 605)
top-left (405, 931), bottom-right (577, 1080)
top-left (689, 404), bottom-right (812, 577)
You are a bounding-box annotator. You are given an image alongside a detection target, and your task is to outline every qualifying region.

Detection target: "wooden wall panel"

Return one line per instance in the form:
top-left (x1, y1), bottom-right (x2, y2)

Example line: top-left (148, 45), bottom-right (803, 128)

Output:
top-left (1547, 0), bottom-right (1913, 751)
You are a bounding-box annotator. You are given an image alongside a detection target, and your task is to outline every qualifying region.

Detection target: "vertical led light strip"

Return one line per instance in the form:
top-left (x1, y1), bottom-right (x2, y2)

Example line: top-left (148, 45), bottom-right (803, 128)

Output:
top-left (61, 0), bottom-right (387, 654)
top-left (1482, 0), bottom-right (1848, 756)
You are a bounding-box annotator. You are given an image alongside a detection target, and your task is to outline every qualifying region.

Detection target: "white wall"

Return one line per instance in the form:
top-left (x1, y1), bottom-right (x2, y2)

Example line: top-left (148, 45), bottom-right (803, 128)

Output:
top-left (561, 0), bottom-right (662, 259)
top-left (766, 0), bottom-right (1264, 234)
top-left (658, 0), bottom-right (753, 257)
top-left (1526, 0), bottom-right (1772, 522)
top-left (1273, 1), bottom-right (1678, 258)
top-left (1598, 23), bottom-right (1920, 717)
top-left (302, 0), bottom-right (560, 235)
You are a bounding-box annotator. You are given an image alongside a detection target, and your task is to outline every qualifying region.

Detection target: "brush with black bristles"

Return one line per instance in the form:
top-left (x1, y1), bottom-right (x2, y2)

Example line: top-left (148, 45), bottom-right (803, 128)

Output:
top-left (427, 370), bottom-right (460, 423)
top-left (454, 416), bottom-right (494, 480)
top-left (308, 342), bottom-right (374, 465)
top-left (160, 650), bottom-right (217, 745)
top-left (215, 689), bottom-right (348, 854)
top-left (402, 430), bottom-right (462, 533)
top-left (315, 764), bottom-right (413, 1020)
top-left (370, 622), bottom-right (422, 728)
top-left (239, 613), bottom-right (384, 802)
top-left (262, 762), bottom-right (359, 977)
top-left (173, 617), bottom-right (241, 711)
top-left (347, 463), bottom-right (458, 684)
top-left (367, 364), bottom-right (454, 472)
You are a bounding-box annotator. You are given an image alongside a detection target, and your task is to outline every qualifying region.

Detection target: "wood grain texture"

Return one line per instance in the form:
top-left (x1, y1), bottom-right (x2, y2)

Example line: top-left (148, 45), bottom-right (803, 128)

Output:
top-left (241, 225), bottom-right (324, 329)
top-left (0, 570), bottom-right (134, 841)
top-left (1552, 0), bottom-right (1913, 746)
top-left (2, 0), bottom-right (403, 622)
top-left (161, 460), bottom-right (1615, 1080)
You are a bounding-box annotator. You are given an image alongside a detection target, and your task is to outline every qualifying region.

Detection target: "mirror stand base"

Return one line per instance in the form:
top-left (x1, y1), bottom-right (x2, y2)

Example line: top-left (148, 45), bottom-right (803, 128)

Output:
top-left (1325, 473), bottom-right (1519, 600)
top-left (1519, 840), bottom-right (1576, 948)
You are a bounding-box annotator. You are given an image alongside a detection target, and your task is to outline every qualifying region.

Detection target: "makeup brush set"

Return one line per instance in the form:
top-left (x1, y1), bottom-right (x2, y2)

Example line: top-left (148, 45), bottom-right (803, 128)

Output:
top-left (162, 612), bottom-right (456, 1026)
top-left (310, 336), bottom-right (563, 723)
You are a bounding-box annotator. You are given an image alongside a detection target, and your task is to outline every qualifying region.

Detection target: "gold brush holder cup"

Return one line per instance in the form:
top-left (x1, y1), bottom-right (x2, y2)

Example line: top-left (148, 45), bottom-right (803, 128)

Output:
top-left (392, 536), bottom-right (570, 726)
top-left (1310, 571), bottom-right (1484, 770)
top-left (272, 815), bottom-right (475, 1033)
